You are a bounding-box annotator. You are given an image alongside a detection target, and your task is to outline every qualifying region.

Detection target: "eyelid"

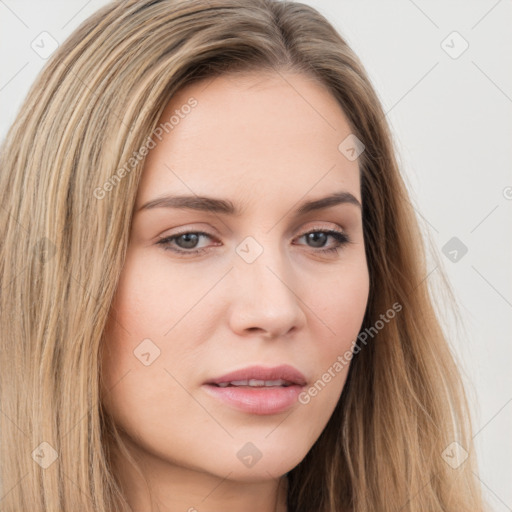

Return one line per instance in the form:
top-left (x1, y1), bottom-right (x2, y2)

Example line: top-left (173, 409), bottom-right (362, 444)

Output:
top-left (300, 223), bottom-right (346, 235)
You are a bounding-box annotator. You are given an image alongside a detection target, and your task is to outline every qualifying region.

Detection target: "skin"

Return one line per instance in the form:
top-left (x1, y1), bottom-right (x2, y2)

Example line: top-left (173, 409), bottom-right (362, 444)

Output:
top-left (101, 69), bottom-right (370, 512)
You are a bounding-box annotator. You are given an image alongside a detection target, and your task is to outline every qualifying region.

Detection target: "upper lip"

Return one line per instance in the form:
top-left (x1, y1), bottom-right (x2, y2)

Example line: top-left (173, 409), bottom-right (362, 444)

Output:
top-left (204, 364), bottom-right (307, 386)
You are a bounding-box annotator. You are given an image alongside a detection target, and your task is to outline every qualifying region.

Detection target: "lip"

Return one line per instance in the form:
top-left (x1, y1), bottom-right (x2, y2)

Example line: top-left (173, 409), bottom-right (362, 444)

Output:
top-left (202, 364), bottom-right (307, 415)
top-left (204, 364), bottom-right (307, 386)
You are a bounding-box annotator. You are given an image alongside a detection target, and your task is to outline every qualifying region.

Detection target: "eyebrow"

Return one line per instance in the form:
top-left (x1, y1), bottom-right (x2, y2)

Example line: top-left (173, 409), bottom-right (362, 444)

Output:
top-left (137, 191), bottom-right (361, 216)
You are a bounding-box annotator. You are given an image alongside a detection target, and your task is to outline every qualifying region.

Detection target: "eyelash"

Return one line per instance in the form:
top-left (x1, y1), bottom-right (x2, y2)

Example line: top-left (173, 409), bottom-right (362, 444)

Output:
top-left (156, 228), bottom-right (350, 257)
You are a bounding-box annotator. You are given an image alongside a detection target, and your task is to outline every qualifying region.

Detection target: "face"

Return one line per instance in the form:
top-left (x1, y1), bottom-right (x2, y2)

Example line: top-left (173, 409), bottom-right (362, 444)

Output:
top-left (101, 70), bottom-right (369, 486)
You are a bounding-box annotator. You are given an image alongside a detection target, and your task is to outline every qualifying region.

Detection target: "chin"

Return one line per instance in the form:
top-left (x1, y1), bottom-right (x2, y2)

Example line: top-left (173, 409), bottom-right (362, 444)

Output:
top-left (205, 441), bottom-right (309, 481)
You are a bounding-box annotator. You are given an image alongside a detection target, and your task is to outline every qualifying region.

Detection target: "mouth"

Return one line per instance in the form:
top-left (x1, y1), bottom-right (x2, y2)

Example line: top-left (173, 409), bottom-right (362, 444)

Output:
top-left (202, 364), bottom-right (307, 415)
top-left (204, 364), bottom-right (307, 387)
top-left (212, 378), bottom-right (296, 388)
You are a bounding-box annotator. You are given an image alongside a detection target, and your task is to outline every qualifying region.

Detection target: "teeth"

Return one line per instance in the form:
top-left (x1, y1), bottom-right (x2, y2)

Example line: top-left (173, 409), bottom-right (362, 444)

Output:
top-left (216, 379), bottom-right (291, 388)
top-left (259, 379), bottom-right (287, 386)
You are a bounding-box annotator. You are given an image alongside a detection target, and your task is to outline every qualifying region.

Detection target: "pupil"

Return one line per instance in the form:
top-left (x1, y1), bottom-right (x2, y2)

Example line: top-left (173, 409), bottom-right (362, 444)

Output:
top-left (178, 233), bottom-right (199, 249)
top-left (307, 232), bottom-right (327, 248)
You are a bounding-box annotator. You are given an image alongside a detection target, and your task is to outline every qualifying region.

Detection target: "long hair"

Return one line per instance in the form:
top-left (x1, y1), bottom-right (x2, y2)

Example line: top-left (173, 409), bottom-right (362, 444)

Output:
top-left (0, 0), bottom-right (486, 510)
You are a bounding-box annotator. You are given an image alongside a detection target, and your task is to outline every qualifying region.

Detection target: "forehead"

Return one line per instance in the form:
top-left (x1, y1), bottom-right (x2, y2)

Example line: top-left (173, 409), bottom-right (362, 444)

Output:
top-left (136, 70), bottom-right (361, 207)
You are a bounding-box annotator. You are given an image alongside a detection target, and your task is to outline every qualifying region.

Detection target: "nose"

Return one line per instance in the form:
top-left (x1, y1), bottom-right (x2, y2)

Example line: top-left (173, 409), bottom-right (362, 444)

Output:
top-left (227, 243), bottom-right (307, 339)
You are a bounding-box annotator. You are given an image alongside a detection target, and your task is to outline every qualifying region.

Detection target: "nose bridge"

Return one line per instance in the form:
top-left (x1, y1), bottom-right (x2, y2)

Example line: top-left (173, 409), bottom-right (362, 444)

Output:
top-left (235, 232), bottom-right (290, 295)
top-left (228, 233), bottom-right (306, 337)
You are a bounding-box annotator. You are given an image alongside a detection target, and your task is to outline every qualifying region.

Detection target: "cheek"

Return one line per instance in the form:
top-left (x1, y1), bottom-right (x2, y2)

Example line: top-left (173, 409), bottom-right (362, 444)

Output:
top-left (99, 250), bottom-right (204, 419)
top-left (100, 255), bottom-right (160, 403)
top-left (315, 259), bottom-right (370, 346)
top-left (300, 261), bottom-right (369, 406)
top-left (109, 258), bottom-right (168, 333)
top-left (109, 249), bottom-right (223, 339)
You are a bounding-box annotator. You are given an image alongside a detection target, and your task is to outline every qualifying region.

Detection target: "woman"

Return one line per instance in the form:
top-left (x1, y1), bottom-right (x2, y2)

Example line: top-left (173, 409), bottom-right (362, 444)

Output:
top-left (0, 0), bottom-right (487, 511)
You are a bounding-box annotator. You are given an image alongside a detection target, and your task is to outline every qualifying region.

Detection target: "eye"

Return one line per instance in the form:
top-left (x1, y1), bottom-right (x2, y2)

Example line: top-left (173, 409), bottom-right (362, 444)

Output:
top-left (295, 228), bottom-right (350, 255)
top-left (156, 228), bottom-right (350, 257)
top-left (157, 231), bottom-right (215, 256)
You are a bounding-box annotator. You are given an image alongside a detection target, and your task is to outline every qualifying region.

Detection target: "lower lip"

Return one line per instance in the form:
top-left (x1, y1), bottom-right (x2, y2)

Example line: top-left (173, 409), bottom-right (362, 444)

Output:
top-left (202, 384), bottom-right (304, 415)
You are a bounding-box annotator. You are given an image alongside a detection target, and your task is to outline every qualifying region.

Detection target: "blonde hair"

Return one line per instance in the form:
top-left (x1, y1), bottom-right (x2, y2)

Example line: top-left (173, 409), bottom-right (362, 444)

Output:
top-left (0, 0), bottom-right (486, 510)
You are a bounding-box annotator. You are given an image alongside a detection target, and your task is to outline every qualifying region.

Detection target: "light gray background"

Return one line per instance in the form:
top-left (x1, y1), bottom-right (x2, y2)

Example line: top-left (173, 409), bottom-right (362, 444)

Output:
top-left (1, 1), bottom-right (511, 510)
